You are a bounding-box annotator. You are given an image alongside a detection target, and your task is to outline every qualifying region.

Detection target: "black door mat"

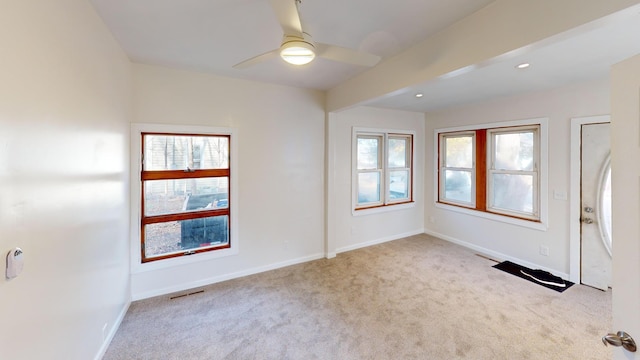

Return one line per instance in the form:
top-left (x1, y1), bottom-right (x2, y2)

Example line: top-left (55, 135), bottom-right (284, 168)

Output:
top-left (493, 261), bottom-right (574, 293)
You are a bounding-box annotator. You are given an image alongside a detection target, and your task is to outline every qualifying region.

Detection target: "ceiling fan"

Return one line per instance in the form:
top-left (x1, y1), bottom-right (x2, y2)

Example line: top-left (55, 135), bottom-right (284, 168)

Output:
top-left (233, 0), bottom-right (381, 69)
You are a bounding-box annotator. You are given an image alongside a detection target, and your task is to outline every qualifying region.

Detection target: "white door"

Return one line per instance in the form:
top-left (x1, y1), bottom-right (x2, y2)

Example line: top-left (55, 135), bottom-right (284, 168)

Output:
top-left (580, 123), bottom-right (612, 291)
top-left (610, 54), bottom-right (640, 359)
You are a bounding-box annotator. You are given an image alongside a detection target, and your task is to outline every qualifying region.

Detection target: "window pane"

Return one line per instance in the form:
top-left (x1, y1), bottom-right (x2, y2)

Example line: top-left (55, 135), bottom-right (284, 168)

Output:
top-left (388, 138), bottom-right (407, 168)
top-left (491, 174), bottom-right (533, 213)
top-left (144, 215), bottom-right (229, 258)
top-left (494, 132), bottom-right (534, 171)
top-left (144, 134), bottom-right (229, 170)
top-left (358, 172), bottom-right (381, 204)
top-left (600, 167), bottom-right (612, 254)
top-left (445, 136), bottom-right (473, 168)
top-left (444, 170), bottom-right (472, 203)
top-left (144, 177), bottom-right (229, 216)
top-left (357, 137), bottom-right (380, 170)
top-left (389, 170), bottom-right (409, 200)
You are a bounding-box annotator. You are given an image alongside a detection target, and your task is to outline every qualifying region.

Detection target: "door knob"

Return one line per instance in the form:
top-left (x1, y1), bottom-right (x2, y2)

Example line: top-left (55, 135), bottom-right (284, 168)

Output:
top-left (582, 217), bottom-right (594, 224)
top-left (602, 331), bottom-right (637, 352)
top-left (584, 206), bottom-right (594, 213)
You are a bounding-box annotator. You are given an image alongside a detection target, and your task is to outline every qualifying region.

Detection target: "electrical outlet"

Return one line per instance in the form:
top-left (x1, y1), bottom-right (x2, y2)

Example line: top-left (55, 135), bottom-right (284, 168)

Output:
top-left (553, 190), bottom-right (568, 201)
top-left (539, 245), bottom-right (549, 256)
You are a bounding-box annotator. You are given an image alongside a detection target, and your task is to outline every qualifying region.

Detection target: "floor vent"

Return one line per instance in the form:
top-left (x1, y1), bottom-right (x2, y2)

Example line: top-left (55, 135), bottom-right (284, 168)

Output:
top-left (169, 289), bottom-right (205, 300)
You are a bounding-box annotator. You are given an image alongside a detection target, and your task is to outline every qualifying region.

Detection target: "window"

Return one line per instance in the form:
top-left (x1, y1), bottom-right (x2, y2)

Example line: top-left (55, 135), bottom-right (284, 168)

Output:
top-left (140, 132), bottom-right (231, 263)
top-left (438, 122), bottom-right (543, 222)
top-left (487, 126), bottom-right (538, 219)
top-left (354, 129), bottom-right (413, 210)
top-left (440, 132), bottom-right (475, 206)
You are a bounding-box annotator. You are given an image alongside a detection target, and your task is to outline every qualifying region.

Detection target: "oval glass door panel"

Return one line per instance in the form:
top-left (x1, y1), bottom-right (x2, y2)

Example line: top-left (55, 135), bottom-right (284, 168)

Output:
top-left (599, 162), bottom-right (612, 256)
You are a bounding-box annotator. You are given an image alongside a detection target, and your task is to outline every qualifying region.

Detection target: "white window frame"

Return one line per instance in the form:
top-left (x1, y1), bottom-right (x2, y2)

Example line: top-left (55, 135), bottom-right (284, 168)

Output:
top-left (487, 125), bottom-right (540, 220)
top-left (352, 127), bottom-right (415, 215)
top-left (438, 131), bottom-right (476, 208)
top-left (355, 133), bottom-right (385, 208)
top-left (387, 133), bottom-right (413, 204)
top-left (434, 118), bottom-right (548, 231)
top-left (130, 123), bottom-right (239, 274)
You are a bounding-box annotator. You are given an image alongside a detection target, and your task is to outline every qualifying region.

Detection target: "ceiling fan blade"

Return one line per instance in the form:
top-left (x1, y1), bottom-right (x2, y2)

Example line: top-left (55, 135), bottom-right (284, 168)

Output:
top-left (316, 43), bottom-right (381, 67)
top-left (269, 0), bottom-right (303, 36)
top-left (233, 49), bottom-right (279, 69)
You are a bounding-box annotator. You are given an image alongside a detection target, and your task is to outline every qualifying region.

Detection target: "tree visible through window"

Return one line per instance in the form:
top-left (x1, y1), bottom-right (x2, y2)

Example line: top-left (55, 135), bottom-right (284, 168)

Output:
top-left (141, 133), bottom-right (231, 262)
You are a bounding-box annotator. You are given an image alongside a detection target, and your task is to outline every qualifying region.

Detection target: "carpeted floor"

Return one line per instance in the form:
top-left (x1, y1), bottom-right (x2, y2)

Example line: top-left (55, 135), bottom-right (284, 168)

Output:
top-left (104, 234), bottom-right (611, 359)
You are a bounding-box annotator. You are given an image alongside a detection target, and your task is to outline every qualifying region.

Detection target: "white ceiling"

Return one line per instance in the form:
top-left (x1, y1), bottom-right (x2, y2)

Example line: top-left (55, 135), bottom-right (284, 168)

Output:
top-left (89, 0), bottom-right (495, 89)
top-left (89, 0), bottom-right (640, 112)
top-left (369, 7), bottom-right (640, 112)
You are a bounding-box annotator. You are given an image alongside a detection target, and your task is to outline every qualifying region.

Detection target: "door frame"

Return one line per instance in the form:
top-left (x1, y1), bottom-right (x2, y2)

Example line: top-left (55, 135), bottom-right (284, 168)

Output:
top-left (569, 115), bottom-right (610, 284)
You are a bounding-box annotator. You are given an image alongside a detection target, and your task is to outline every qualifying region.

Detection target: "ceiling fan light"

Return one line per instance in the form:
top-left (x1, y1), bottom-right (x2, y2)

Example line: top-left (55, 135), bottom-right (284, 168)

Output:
top-left (280, 40), bottom-right (315, 65)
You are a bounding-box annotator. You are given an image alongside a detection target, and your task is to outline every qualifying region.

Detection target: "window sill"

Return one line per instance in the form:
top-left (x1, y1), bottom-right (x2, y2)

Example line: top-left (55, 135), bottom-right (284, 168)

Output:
top-left (131, 242), bottom-right (238, 274)
top-left (353, 201), bottom-right (416, 216)
top-left (435, 202), bottom-right (547, 231)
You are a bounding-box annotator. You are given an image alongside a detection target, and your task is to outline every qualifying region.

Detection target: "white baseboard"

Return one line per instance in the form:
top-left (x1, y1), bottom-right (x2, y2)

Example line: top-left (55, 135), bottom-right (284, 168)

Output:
top-left (132, 253), bottom-right (325, 301)
top-left (134, 229), bottom-right (426, 300)
top-left (424, 229), bottom-right (570, 280)
top-left (94, 300), bottom-right (131, 360)
top-left (336, 229), bottom-right (425, 254)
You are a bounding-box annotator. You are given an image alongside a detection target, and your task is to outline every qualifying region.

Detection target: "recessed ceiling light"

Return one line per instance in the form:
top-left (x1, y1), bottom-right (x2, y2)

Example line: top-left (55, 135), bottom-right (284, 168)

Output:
top-left (415, 93), bottom-right (424, 98)
top-left (516, 63), bottom-right (530, 69)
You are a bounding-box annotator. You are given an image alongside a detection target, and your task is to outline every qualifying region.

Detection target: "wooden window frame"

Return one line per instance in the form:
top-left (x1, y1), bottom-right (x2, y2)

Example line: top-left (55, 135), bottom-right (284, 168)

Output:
top-left (140, 132), bottom-right (231, 263)
top-left (437, 124), bottom-right (541, 222)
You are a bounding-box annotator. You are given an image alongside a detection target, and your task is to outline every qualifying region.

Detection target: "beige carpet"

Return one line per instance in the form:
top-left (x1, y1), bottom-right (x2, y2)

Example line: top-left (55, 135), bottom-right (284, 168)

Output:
top-left (104, 234), bottom-right (612, 359)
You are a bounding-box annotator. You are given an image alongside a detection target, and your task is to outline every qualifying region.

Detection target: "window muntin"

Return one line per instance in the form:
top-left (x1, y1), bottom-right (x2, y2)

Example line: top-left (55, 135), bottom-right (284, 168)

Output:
top-left (437, 124), bottom-right (541, 222)
top-left (439, 133), bottom-right (475, 206)
top-left (141, 133), bottom-right (231, 263)
top-left (355, 131), bottom-right (413, 210)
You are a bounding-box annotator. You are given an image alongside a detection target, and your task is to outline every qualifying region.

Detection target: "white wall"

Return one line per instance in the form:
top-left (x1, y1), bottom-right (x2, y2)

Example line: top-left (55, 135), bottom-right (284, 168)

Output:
top-left (0, 1), bottom-right (132, 360)
top-left (327, 107), bottom-right (425, 254)
top-left (610, 53), bottom-right (640, 360)
top-left (424, 78), bottom-right (609, 277)
top-left (131, 64), bottom-right (326, 299)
